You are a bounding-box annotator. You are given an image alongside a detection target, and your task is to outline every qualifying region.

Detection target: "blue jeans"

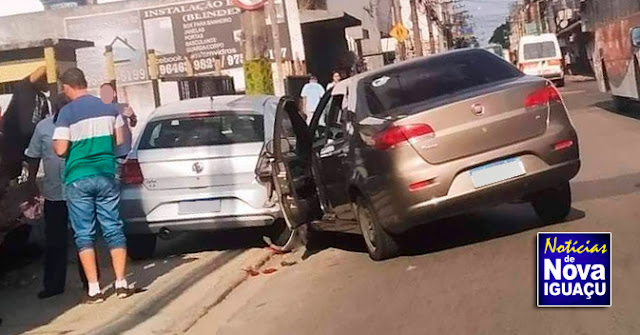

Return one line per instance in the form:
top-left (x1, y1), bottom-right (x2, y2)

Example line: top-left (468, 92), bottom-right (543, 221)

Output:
top-left (66, 175), bottom-right (126, 251)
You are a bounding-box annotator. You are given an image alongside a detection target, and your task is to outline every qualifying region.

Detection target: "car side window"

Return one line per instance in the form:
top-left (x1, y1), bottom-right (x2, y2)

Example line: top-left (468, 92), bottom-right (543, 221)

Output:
top-left (325, 95), bottom-right (346, 141)
top-left (315, 95), bottom-right (333, 141)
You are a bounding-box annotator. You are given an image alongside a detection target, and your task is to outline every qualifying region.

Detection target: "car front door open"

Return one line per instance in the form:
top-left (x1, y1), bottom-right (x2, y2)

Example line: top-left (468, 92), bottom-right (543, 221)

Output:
top-left (271, 97), bottom-right (323, 229)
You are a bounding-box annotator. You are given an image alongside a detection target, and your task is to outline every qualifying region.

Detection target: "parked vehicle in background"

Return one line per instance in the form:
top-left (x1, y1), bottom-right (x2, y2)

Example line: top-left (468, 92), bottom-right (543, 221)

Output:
top-left (583, 0), bottom-right (640, 112)
top-left (518, 34), bottom-right (565, 87)
top-left (120, 95), bottom-right (292, 260)
top-left (485, 44), bottom-right (505, 59)
top-left (264, 49), bottom-right (581, 260)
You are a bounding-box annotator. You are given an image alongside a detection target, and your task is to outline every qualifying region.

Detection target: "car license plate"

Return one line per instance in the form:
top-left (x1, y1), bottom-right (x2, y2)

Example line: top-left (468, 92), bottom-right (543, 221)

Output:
top-left (178, 200), bottom-right (221, 215)
top-left (470, 158), bottom-right (526, 188)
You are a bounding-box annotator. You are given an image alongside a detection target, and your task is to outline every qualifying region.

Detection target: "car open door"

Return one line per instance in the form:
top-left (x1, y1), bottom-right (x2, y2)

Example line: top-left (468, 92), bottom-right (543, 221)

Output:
top-left (271, 96), bottom-right (323, 229)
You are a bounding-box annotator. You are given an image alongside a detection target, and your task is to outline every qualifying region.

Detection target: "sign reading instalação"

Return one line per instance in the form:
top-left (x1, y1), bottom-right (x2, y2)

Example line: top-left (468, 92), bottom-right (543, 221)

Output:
top-left (140, 0), bottom-right (291, 77)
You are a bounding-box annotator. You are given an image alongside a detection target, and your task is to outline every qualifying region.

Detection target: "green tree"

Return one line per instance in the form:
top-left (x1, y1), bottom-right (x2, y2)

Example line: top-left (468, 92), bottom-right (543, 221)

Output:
top-left (489, 22), bottom-right (510, 48)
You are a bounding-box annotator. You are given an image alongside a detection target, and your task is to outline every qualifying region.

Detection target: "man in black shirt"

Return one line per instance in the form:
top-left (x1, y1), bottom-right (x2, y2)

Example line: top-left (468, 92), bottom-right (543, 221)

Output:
top-left (0, 66), bottom-right (49, 194)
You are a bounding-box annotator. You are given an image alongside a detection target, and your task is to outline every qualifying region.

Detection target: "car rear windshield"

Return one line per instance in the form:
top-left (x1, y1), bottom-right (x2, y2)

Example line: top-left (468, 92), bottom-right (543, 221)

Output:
top-left (523, 41), bottom-right (557, 60)
top-left (363, 50), bottom-right (522, 115)
top-left (138, 113), bottom-right (264, 150)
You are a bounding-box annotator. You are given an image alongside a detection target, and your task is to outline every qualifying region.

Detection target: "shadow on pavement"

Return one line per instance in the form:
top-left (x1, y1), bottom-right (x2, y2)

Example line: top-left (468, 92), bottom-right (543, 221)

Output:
top-left (594, 100), bottom-right (640, 120)
top-left (303, 204), bottom-right (585, 260)
top-left (571, 172), bottom-right (640, 202)
top-left (0, 228), bottom-right (267, 335)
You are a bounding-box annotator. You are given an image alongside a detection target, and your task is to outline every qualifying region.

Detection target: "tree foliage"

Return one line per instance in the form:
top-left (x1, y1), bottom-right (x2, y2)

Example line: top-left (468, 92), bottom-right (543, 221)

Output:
top-left (489, 22), bottom-right (510, 48)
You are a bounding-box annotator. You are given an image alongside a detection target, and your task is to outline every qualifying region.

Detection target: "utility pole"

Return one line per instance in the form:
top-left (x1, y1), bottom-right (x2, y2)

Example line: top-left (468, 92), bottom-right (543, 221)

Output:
top-left (147, 49), bottom-right (161, 108)
top-left (267, 0), bottom-right (284, 95)
top-left (409, 0), bottom-right (423, 57)
top-left (240, 5), bottom-right (274, 95)
top-left (392, 0), bottom-right (407, 61)
top-left (423, 0), bottom-right (436, 54)
top-left (104, 45), bottom-right (117, 101)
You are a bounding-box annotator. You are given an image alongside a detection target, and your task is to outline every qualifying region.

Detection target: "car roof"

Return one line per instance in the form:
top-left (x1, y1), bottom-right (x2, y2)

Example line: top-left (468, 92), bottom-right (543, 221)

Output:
top-left (150, 95), bottom-right (278, 120)
top-left (330, 49), bottom-right (494, 111)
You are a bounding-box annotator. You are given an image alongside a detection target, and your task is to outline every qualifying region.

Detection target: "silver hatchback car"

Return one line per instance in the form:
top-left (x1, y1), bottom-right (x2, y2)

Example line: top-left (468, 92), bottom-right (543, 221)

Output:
top-left (120, 95), bottom-right (289, 259)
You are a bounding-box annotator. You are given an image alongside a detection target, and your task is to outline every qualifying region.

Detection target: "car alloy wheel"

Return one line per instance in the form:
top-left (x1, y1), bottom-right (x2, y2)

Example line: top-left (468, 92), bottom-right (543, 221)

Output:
top-left (356, 197), bottom-right (400, 261)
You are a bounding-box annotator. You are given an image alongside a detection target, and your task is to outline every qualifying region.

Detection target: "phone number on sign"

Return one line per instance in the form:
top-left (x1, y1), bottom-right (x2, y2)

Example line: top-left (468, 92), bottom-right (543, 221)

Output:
top-left (159, 62), bottom-right (187, 76)
top-left (117, 68), bottom-right (147, 83)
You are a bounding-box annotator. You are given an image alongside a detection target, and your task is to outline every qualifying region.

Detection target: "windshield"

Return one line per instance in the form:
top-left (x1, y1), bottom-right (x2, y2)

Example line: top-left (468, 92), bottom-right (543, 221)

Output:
top-left (363, 50), bottom-right (522, 115)
top-left (523, 41), bottom-right (558, 60)
top-left (138, 113), bottom-right (264, 150)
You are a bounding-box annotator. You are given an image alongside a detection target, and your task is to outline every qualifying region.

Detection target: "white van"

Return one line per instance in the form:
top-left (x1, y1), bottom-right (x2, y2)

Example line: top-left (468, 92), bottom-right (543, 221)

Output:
top-left (518, 34), bottom-right (564, 87)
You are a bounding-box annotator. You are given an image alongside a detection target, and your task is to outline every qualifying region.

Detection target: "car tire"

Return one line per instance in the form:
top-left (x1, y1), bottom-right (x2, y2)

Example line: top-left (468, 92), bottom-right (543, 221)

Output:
top-left (532, 183), bottom-right (572, 224)
top-left (126, 234), bottom-right (157, 260)
top-left (356, 197), bottom-right (400, 261)
top-left (555, 78), bottom-right (565, 87)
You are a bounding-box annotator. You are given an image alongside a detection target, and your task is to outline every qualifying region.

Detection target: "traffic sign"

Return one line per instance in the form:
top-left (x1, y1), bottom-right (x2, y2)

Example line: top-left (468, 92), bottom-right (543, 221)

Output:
top-left (390, 23), bottom-right (410, 42)
top-left (232, 0), bottom-right (268, 10)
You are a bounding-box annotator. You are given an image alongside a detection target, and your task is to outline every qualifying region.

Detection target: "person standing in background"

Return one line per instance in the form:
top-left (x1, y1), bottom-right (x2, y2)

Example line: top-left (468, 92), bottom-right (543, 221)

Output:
top-left (53, 68), bottom-right (131, 303)
top-left (564, 52), bottom-right (573, 75)
top-left (0, 67), bottom-right (50, 196)
top-left (25, 94), bottom-right (72, 299)
top-left (300, 75), bottom-right (325, 124)
top-left (326, 71), bottom-right (341, 90)
top-left (99, 83), bottom-right (137, 161)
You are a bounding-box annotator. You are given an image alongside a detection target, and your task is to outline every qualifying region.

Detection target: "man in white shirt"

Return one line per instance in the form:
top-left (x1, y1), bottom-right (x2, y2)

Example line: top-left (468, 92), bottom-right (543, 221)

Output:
top-left (300, 75), bottom-right (325, 124)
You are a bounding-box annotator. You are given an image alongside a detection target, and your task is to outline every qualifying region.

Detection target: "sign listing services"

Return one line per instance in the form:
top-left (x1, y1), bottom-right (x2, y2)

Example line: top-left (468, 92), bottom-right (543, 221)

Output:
top-left (537, 232), bottom-right (611, 307)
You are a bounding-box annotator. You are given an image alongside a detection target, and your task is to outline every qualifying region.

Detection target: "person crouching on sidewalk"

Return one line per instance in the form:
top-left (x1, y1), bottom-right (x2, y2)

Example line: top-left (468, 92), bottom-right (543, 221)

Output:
top-left (52, 68), bottom-right (132, 303)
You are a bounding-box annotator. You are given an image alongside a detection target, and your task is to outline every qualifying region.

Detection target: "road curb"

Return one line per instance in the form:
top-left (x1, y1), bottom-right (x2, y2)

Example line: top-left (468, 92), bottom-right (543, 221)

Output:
top-left (172, 248), bottom-right (274, 334)
top-left (89, 249), bottom-right (245, 335)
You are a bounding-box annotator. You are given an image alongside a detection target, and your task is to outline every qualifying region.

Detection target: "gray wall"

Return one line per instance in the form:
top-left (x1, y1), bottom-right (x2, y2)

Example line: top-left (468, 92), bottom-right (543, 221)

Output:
top-left (0, 0), bottom-right (186, 43)
top-left (325, 0), bottom-right (384, 69)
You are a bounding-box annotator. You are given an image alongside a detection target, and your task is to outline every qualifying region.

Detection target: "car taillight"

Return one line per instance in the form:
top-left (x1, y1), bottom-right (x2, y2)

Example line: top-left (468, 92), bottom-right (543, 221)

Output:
top-left (524, 85), bottom-right (561, 109)
top-left (373, 124), bottom-right (435, 150)
top-left (554, 140), bottom-right (574, 151)
top-left (409, 178), bottom-right (436, 192)
top-left (547, 59), bottom-right (562, 66)
top-left (121, 159), bottom-right (144, 185)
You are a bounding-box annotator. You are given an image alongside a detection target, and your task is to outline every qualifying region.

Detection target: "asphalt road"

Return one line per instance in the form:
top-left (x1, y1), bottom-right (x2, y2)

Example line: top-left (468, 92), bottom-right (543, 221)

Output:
top-left (188, 79), bottom-right (640, 335)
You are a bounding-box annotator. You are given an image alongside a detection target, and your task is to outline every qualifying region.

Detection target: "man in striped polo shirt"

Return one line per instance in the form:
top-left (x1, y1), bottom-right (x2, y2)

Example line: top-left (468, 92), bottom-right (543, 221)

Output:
top-left (53, 68), bottom-right (132, 303)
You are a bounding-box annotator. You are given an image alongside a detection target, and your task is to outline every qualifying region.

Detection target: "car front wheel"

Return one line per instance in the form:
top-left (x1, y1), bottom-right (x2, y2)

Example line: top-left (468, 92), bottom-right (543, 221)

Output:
top-left (126, 234), bottom-right (157, 260)
top-left (264, 218), bottom-right (302, 252)
top-left (356, 197), bottom-right (400, 261)
top-left (532, 183), bottom-right (572, 224)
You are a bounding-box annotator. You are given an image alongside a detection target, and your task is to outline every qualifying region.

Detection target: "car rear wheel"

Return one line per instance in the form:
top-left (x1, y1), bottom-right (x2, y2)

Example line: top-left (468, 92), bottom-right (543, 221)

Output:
top-left (126, 234), bottom-right (157, 260)
top-left (554, 78), bottom-right (565, 87)
top-left (532, 183), bottom-right (572, 224)
top-left (356, 197), bottom-right (400, 261)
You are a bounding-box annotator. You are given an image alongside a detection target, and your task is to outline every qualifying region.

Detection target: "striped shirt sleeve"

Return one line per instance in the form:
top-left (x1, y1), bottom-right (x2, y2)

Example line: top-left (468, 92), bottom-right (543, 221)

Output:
top-left (53, 106), bottom-right (71, 141)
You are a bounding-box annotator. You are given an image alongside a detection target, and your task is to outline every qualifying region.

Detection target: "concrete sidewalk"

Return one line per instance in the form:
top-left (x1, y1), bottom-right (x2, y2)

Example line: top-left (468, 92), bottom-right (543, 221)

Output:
top-left (566, 74), bottom-right (596, 82)
top-left (0, 230), bottom-right (273, 335)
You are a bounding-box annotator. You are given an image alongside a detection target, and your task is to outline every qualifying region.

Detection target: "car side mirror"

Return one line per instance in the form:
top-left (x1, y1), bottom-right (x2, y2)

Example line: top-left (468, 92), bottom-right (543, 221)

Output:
top-left (632, 27), bottom-right (640, 48)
